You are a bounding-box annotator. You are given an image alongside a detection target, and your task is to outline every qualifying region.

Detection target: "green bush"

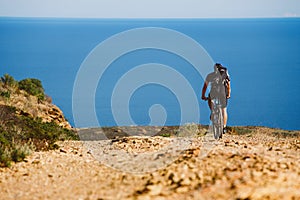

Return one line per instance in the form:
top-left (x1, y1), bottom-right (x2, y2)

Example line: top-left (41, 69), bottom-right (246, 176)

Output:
top-left (11, 143), bottom-right (31, 162)
top-left (0, 91), bottom-right (10, 99)
top-left (0, 142), bottom-right (32, 167)
top-left (160, 133), bottom-right (171, 137)
top-left (0, 147), bottom-right (11, 167)
top-left (18, 78), bottom-right (45, 101)
top-left (1, 74), bottom-right (47, 101)
top-left (0, 105), bottom-right (78, 167)
top-left (0, 91), bottom-right (10, 98)
top-left (1, 74), bottom-right (18, 88)
top-left (0, 131), bottom-right (10, 146)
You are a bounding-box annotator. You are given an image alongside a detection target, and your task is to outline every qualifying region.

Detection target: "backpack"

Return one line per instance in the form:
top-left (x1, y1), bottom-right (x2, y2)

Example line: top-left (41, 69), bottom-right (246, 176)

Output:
top-left (217, 66), bottom-right (230, 96)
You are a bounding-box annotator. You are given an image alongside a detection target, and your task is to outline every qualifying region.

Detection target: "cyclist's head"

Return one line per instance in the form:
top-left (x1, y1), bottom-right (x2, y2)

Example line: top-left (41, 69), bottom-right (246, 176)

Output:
top-left (214, 63), bottom-right (222, 72)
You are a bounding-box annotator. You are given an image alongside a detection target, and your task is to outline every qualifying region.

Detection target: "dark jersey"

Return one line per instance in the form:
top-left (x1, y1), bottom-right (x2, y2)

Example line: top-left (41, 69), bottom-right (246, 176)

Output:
top-left (205, 69), bottom-right (230, 100)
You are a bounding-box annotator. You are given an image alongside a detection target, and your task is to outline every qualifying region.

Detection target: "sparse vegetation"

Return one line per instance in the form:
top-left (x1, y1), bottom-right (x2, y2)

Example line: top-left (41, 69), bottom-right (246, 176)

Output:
top-left (272, 130), bottom-right (299, 138)
top-left (0, 104), bottom-right (78, 167)
top-left (18, 78), bottom-right (45, 101)
top-left (231, 126), bottom-right (255, 135)
top-left (0, 74), bottom-right (46, 101)
top-left (0, 91), bottom-right (10, 99)
top-left (1, 74), bottom-right (18, 88)
top-left (160, 133), bottom-right (171, 137)
top-left (176, 123), bottom-right (200, 137)
top-left (0, 74), bottom-right (78, 167)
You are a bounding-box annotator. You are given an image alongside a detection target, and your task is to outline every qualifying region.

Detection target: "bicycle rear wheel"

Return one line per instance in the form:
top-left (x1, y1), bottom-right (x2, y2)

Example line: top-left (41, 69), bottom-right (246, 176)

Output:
top-left (212, 107), bottom-right (223, 139)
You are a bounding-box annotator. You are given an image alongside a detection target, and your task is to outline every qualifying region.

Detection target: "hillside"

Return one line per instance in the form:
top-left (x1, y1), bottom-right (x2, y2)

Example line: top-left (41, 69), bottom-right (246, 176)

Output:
top-left (0, 74), bottom-right (78, 167)
top-left (0, 74), bottom-right (71, 129)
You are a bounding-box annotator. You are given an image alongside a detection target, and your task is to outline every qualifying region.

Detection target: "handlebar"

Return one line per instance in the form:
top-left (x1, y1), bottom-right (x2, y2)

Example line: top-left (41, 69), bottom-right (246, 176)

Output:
top-left (202, 96), bottom-right (230, 101)
top-left (202, 97), bottom-right (209, 101)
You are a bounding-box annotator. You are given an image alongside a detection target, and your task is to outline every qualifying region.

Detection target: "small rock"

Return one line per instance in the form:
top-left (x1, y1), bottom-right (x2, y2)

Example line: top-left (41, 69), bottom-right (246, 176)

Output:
top-left (32, 160), bottom-right (40, 164)
top-left (172, 174), bottom-right (181, 183)
top-left (60, 149), bottom-right (67, 153)
top-left (137, 195), bottom-right (151, 200)
top-left (147, 184), bottom-right (163, 196)
top-left (274, 147), bottom-right (282, 151)
top-left (242, 155), bottom-right (251, 160)
top-left (268, 147), bottom-right (273, 151)
top-left (237, 186), bottom-right (252, 199)
top-left (181, 177), bottom-right (192, 186)
top-left (279, 163), bottom-right (289, 169)
top-left (176, 186), bottom-right (189, 193)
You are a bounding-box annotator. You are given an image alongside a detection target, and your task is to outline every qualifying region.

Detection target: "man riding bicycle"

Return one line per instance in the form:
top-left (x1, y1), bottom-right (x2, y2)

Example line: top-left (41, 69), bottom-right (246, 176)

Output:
top-left (201, 63), bottom-right (231, 135)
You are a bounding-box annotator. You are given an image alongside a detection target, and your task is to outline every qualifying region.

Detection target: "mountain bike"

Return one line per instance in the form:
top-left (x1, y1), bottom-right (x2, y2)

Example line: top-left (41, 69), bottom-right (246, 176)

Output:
top-left (204, 97), bottom-right (224, 139)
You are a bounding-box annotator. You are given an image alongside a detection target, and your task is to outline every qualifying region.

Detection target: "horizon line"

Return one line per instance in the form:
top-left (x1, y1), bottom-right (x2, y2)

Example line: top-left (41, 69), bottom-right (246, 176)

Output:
top-left (1, 16), bottom-right (300, 20)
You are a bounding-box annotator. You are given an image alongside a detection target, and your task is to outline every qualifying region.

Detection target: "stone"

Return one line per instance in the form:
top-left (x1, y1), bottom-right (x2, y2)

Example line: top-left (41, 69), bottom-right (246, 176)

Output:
top-left (147, 184), bottom-right (163, 196)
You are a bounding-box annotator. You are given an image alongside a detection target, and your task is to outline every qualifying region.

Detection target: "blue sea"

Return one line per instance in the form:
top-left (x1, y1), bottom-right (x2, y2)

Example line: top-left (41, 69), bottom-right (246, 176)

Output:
top-left (0, 17), bottom-right (299, 130)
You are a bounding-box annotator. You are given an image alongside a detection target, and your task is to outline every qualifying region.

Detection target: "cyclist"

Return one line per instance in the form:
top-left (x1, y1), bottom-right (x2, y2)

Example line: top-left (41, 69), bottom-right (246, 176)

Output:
top-left (201, 63), bottom-right (231, 134)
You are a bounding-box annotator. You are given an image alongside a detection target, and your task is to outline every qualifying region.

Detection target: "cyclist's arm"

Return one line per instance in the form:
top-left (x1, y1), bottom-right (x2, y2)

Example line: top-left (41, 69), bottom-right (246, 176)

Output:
top-left (202, 81), bottom-right (209, 100)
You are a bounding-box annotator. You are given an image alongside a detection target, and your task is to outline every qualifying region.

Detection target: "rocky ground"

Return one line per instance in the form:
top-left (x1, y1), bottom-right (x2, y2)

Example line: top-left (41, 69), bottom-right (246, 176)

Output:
top-left (0, 126), bottom-right (299, 200)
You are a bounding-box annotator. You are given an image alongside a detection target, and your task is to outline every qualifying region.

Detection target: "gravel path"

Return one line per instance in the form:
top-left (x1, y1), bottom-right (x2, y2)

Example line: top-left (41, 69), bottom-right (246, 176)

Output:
top-left (0, 127), bottom-right (299, 200)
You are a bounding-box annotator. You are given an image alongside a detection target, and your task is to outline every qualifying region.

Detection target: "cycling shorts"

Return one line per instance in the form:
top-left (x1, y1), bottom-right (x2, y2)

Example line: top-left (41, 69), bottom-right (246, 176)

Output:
top-left (209, 93), bottom-right (228, 108)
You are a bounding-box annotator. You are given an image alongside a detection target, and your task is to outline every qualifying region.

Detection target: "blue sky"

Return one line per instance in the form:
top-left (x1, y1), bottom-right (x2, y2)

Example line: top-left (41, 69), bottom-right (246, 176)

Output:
top-left (0, 0), bottom-right (300, 18)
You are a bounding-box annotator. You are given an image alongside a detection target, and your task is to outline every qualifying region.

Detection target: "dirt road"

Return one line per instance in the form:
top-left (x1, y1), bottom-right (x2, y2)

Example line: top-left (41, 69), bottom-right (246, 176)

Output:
top-left (0, 127), bottom-right (299, 200)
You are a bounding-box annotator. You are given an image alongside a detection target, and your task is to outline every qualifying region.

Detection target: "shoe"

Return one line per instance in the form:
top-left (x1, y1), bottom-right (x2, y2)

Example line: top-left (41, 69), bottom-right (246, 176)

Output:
top-left (223, 127), bottom-right (227, 134)
top-left (218, 128), bottom-right (225, 139)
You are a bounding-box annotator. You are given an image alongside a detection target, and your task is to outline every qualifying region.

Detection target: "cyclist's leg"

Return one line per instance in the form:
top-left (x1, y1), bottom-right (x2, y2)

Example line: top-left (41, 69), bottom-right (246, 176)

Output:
top-left (221, 96), bottom-right (228, 130)
top-left (222, 107), bottom-right (227, 128)
top-left (208, 93), bottom-right (213, 110)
